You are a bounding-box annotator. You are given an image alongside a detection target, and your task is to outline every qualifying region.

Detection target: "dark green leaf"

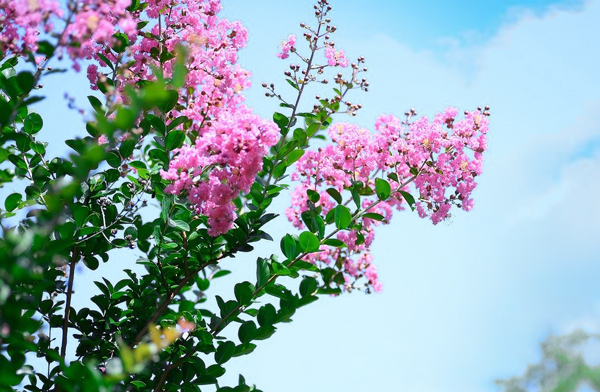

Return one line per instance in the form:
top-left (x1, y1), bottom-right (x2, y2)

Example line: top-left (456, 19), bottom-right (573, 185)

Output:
top-left (323, 238), bottom-right (345, 247)
top-left (16, 72), bottom-right (34, 95)
top-left (326, 188), bottom-right (342, 204)
top-left (280, 234), bottom-right (299, 259)
top-left (238, 321), bottom-right (256, 344)
top-left (214, 341), bottom-right (236, 365)
top-left (106, 151), bottom-right (121, 168)
top-left (119, 139), bottom-right (136, 158)
top-left (299, 277), bottom-right (317, 298)
top-left (363, 212), bottom-right (385, 221)
top-left (165, 130), bottom-right (185, 150)
top-left (400, 190), bottom-right (416, 211)
top-left (306, 189), bottom-right (320, 203)
top-left (5, 192), bottom-right (21, 211)
top-left (234, 282), bottom-right (254, 305)
top-left (256, 258), bottom-right (270, 287)
top-left (87, 96), bottom-right (104, 115)
top-left (23, 113), bottom-right (43, 134)
top-left (273, 112), bottom-right (288, 130)
top-left (83, 256), bottom-right (99, 270)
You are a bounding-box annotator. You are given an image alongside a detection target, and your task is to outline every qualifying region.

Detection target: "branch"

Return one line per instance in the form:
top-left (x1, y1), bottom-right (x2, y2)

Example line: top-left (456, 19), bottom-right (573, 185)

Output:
top-left (209, 173), bottom-right (422, 337)
top-left (60, 249), bottom-right (79, 360)
top-left (131, 249), bottom-right (234, 347)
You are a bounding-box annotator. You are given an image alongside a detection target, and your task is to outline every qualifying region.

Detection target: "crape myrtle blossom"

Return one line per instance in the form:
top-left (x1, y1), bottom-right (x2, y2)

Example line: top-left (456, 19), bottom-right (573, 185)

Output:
top-left (63, 0), bottom-right (136, 70)
top-left (287, 107), bottom-right (489, 292)
top-left (0, 0), bottom-right (281, 236)
top-left (160, 105), bottom-right (279, 236)
top-left (324, 45), bottom-right (349, 67)
top-left (276, 34), bottom-right (296, 59)
top-left (0, 0), bottom-right (63, 57)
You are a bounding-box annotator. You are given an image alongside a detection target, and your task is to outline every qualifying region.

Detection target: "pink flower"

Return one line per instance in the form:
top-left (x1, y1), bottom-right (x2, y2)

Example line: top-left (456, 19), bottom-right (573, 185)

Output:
top-left (87, 64), bottom-right (99, 90)
top-left (276, 34), bottom-right (296, 59)
top-left (324, 46), bottom-right (349, 67)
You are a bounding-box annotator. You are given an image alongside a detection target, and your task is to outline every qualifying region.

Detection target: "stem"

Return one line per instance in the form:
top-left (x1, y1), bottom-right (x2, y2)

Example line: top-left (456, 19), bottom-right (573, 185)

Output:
top-left (131, 250), bottom-right (232, 347)
top-left (260, 14), bottom-right (325, 198)
top-left (210, 172), bottom-right (421, 337)
top-left (153, 350), bottom-right (194, 391)
top-left (60, 249), bottom-right (79, 360)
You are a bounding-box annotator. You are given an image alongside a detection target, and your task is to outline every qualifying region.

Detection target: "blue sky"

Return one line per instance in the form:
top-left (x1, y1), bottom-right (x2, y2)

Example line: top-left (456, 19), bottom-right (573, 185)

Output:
top-left (17, 0), bottom-right (600, 391)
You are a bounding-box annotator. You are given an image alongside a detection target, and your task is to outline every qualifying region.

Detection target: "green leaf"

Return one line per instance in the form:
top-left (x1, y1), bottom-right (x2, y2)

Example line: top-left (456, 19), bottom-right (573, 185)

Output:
top-left (375, 178), bottom-right (391, 200)
top-left (306, 189), bottom-right (320, 203)
top-left (298, 231), bottom-right (320, 252)
top-left (36, 40), bottom-right (55, 57)
top-left (159, 90), bottom-right (179, 114)
top-left (119, 139), bottom-right (136, 158)
top-left (88, 95), bottom-right (104, 115)
top-left (214, 341), bottom-right (236, 365)
top-left (167, 116), bottom-right (188, 131)
top-left (165, 130), bottom-right (185, 150)
top-left (301, 210), bottom-right (322, 234)
top-left (323, 238), bottom-right (345, 247)
top-left (363, 212), bottom-right (385, 221)
top-left (167, 218), bottom-right (190, 231)
top-left (5, 193), bottom-right (22, 211)
top-left (326, 188), bottom-right (342, 204)
top-left (400, 190), bottom-right (416, 211)
top-left (29, 141), bottom-right (46, 155)
top-left (333, 205), bottom-right (352, 230)
top-left (23, 113), bottom-right (43, 134)
top-left (286, 78), bottom-right (299, 91)
top-left (72, 205), bottom-right (90, 228)
top-left (106, 151), bottom-right (121, 168)
top-left (350, 187), bottom-right (361, 209)
top-left (238, 321), bottom-right (256, 344)
top-left (387, 172), bottom-right (399, 182)
top-left (299, 277), bottom-right (317, 297)
top-left (16, 72), bottom-right (34, 95)
top-left (83, 256), bottom-right (99, 270)
top-left (256, 258), bottom-right (270, 287)
top-left (273, 112), bottom-right (288, 130)
top-left (234, 282), bottom-right (254, 305)
top-left (286, 149), bottom-right (304, 166)
top-left (273, 162), bottom-right (286, 178)
top-left (257, 304), bottom-right (276, 327)
top-left (112, 32), bottom-right (130, 53)
top-left (280, 234), bottom-right (298, 259)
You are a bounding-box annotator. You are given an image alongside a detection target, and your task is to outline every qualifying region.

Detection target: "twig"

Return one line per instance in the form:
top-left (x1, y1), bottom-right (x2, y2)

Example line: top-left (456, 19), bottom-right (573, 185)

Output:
top-left (60, 249), bottom-right (79, 360)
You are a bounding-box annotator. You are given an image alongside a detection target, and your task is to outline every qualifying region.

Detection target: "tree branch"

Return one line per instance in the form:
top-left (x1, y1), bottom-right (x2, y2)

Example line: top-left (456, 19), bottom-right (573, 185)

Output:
top-left (60, 248), bottom-right (79, 360)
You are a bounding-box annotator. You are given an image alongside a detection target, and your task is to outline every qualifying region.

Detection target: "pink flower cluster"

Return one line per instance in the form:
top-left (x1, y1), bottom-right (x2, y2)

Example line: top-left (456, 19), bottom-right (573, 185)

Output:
top-left (160, 106), bottom-right (279, 236)
top-left (64, 0), bottom-right (137, 70)
top-left (324, 45), bottom-right (349, 67)
top-left (287, 108), bottom-right (489, 292)
top-left (145, 0), bottom-right (280, 236)
top-left (276, 34), bottom-right (296, 59)
top-left (0, 0), bottom-right (62, 57)
top-left (2, 0), bottom-right (280, 237)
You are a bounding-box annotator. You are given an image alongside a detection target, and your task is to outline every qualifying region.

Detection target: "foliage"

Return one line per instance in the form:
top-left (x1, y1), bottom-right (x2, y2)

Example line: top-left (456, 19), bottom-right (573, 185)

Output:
top-left (0, 0), bottom-right (489, 390)
top-left (496, 330), bottom-right (600, 392)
